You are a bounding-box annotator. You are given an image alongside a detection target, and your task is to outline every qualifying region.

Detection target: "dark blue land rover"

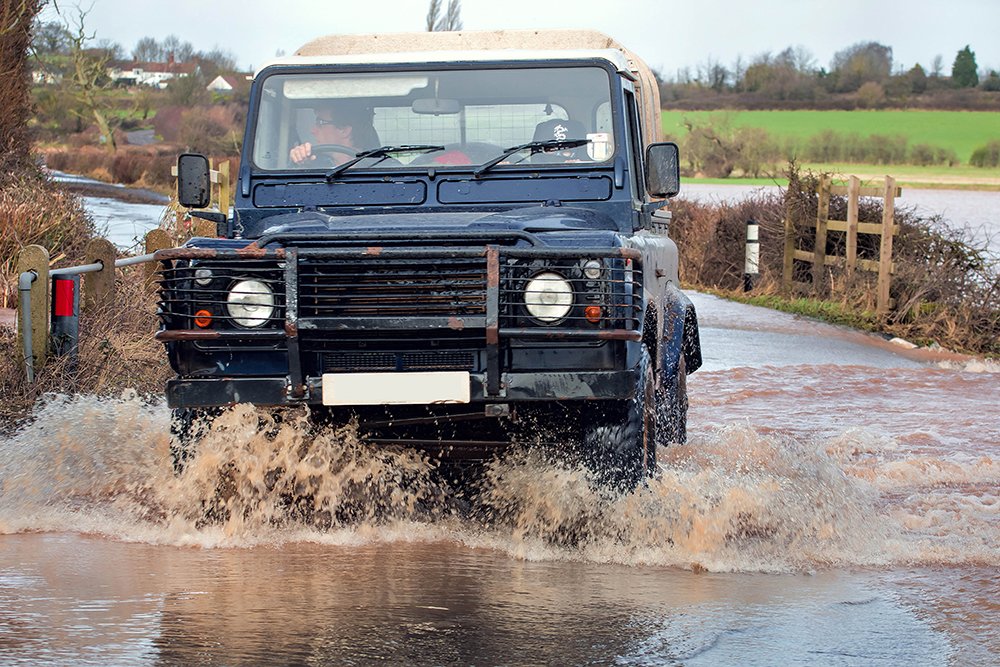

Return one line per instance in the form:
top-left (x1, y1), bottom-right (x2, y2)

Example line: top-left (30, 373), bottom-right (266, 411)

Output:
top-left (161, 30), bottom-right (701, 490)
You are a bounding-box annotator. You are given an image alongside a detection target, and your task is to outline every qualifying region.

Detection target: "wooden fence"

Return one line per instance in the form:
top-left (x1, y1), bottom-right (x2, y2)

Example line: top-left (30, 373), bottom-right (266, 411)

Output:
top-left (782, 174), bottom-right (901, 314)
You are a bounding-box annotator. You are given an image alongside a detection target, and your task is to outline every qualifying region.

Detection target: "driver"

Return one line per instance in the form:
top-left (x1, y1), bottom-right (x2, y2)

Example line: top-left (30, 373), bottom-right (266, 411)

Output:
top-left (289, 102), bottom-right (379, 166)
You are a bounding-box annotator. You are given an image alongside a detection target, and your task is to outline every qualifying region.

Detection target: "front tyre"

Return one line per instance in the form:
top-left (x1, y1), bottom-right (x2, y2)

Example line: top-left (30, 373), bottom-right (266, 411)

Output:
top-left (581, 345), bottom-right (655, 493)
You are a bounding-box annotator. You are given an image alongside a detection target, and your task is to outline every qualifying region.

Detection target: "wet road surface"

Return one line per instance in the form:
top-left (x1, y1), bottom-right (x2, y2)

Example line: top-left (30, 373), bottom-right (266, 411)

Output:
top-left (1, 291), bottom-right (997, 665)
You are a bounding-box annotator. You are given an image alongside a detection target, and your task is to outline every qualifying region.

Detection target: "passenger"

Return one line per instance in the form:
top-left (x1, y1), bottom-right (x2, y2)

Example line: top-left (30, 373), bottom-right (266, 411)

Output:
top-left (289, 102), bottom-right (380, 166)
top-left (531, 118), bottom-right (591, 163)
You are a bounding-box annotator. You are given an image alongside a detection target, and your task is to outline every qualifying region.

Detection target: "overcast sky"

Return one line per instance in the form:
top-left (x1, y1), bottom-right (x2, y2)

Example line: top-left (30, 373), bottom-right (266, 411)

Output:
top-left (39, 0), bottom-right (1000, 76)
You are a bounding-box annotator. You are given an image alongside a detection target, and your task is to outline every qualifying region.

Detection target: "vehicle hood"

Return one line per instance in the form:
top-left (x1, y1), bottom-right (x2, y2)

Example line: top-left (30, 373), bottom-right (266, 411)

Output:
top-left (252, 206), bottom-right (624, 246)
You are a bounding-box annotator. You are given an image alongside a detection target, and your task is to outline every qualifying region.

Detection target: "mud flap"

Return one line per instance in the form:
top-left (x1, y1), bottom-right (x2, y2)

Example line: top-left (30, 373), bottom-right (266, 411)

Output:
top-left (658, 282), bottom-right (702, 381)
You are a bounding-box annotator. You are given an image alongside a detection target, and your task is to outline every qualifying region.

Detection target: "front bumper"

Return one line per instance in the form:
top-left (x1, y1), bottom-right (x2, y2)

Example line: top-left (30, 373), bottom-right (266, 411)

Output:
top-left (166, 370), bottom-right (636, 408)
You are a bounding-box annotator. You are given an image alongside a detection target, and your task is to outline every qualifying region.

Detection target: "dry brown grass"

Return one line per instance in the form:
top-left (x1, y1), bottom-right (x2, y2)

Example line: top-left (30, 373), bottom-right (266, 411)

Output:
top-left (0, 269), bottom-right (169, 432)
top-left (0, 172), bottom-right (94, 307)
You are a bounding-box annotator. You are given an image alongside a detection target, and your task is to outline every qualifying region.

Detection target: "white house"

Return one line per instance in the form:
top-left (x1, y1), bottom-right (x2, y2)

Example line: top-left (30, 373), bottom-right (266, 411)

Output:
top-left (106, 56), bottom-right (198, 88)
top-left (206, 74), bottom-right (247, 94)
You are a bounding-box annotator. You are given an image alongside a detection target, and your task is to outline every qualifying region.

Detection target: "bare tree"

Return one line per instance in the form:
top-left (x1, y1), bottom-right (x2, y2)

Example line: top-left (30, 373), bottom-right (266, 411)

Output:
top-left (59, 3), bottom-right (119, 151)
top-left (697, 56), bottom-right (729, 92)
top-left (425, 0), bottom-right (441, 31)
top-left (131, 36), bottom-right (162, 62)
top-left (426, 0), bottom-right (462, 31)
top-left (931, 54), bottom-right (943, 78)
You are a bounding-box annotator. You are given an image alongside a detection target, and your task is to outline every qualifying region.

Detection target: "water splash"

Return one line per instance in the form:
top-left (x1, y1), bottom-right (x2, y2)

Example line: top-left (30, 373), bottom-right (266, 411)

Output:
top-left (0, 394), bottom-right (995, 572)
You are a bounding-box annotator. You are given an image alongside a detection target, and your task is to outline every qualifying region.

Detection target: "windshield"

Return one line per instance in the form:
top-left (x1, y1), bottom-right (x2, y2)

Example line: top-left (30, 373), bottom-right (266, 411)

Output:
top-left (251, 66), bottom-right (616, 172)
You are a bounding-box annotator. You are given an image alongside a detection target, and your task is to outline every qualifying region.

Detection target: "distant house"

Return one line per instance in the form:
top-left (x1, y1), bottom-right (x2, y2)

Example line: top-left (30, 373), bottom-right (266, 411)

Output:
top-left (106, 54), bottom-right (198, 89)
top-left (31, 69), bottom-right (62, 85)
top-left (206, 74), bottom-right (248, 95)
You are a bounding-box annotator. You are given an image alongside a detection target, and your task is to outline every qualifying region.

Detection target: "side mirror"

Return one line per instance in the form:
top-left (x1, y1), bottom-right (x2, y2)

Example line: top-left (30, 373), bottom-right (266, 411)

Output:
top-left (177, 153), bottom-right (210, 208)
top-left (645, 142), bottom-right (681, 198)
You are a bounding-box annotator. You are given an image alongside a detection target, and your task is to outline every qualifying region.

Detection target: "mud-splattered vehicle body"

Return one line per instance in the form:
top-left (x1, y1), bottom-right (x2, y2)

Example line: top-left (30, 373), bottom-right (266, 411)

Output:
top-left (161, 30), bottom-right (701, 489)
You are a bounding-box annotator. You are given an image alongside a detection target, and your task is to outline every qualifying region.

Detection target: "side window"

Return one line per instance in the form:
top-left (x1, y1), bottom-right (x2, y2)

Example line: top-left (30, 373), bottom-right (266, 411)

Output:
top-left (623, 91), bottom-right (643, 204)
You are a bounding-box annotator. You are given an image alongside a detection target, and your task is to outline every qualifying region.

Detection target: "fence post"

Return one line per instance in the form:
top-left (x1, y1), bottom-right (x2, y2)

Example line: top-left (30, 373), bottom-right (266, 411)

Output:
top-left (845, 175), bottom-right (860, 281)
top-left (50, 274), bottom-right (80, 363)
top-left (812, 175), bottom-right (830, 293)
top-left (144, 229), bottom-right (171, 283)
top-left (16, 245), bottom-right (50, 374)
top-left (218, 160), bottom-right (231, 217)
top-left (782, 193), bottom-right (795, 291)
top-left (877, 176), bottom-right (896, 315)
top-left (83, 238), bottom-right (117, 310)
top-left (744, 219), bottom-right (759, 292)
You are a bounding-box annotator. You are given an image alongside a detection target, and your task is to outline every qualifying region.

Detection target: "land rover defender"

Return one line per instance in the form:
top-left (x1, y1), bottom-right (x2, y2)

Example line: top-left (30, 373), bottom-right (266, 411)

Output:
top-left (162, 30), bottom-right (702, 490)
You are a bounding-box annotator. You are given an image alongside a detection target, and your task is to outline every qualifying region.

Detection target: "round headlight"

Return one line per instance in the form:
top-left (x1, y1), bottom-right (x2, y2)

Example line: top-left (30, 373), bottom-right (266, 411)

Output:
top-left (524, 271), bottom-right (573, 323)
top-left (582, 259), bottom-right (602, 280)
top-left (194, 268), bottom-right (213, 286)
top-left (226, 279), bottom-right (274, 327)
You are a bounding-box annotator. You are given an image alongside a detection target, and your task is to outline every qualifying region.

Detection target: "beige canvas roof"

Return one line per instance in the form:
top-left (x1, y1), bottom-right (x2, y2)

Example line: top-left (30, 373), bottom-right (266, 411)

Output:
top-left (289, 30), bottom-right (661, 144)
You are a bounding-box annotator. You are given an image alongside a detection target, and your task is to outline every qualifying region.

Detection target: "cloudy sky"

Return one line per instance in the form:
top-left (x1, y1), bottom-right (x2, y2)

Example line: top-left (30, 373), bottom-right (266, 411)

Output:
top-left (39, 0), bottom-right (1000, 76)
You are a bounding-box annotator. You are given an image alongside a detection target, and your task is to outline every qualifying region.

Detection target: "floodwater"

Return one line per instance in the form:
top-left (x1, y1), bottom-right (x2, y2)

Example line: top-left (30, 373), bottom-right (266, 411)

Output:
top-left (49, 171), bottom-right (169, 251)
top-left (1, 289), bottom-right (997, 665)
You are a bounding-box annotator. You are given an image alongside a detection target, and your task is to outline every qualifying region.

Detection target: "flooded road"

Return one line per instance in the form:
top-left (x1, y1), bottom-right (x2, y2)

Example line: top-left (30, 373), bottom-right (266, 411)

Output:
top-left (49, 171), bottom-right (169, 251)
top-left (1, 289), bottom-right (996, 665)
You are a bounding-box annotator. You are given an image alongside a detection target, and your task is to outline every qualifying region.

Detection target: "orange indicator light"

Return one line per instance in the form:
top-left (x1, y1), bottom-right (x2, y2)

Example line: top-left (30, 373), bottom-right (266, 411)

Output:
top-left (584, 305), bottom-right (602, 323)
top-left (194, 309), bottom-right (213, 328)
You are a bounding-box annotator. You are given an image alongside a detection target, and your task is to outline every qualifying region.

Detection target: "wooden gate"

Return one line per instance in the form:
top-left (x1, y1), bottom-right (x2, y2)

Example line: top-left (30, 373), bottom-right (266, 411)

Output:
top-left (782, 175), bottom-right (901, 314)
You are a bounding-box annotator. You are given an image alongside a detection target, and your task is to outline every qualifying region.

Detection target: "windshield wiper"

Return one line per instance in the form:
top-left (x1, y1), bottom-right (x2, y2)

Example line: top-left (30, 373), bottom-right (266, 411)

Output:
top-left (325, 145), bottom-right (445, 180)
top-left (473, 139), bottom-right (591, 178)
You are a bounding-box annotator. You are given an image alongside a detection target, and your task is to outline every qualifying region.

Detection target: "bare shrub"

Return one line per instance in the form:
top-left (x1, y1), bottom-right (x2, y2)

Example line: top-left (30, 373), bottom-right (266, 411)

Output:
top-left (0, 173), bottom-right (94, 307)
top-left (969, 141), bottom-right (1000, 168)
top-left (178, 106), bottom-right (242, 155)
top-left (856, 81), bottom-right (886, 108)
top-left (110, 152), bottom-right (149, 184)
top-left (0, 270), bottom-right (169, 430)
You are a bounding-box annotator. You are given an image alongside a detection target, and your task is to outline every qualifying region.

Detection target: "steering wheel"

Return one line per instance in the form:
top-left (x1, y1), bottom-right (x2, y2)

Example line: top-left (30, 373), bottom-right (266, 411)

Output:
top-left (310, 144), bottom-right (357, 157)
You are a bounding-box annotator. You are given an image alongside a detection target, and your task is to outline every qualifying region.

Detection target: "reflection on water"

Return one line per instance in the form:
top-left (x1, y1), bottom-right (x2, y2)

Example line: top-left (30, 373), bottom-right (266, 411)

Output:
top-left (0, 534), bottom-right (955, 666)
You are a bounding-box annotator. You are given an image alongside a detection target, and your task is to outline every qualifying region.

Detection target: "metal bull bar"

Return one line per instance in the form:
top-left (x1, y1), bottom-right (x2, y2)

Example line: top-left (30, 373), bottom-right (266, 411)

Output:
top-left (154, 241), bottom-right (644, 401)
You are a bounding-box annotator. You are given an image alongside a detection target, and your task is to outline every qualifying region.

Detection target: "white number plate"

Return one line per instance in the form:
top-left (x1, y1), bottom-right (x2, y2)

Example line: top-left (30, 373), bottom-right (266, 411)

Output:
top-left (321, 371), bottom-right (471, 406)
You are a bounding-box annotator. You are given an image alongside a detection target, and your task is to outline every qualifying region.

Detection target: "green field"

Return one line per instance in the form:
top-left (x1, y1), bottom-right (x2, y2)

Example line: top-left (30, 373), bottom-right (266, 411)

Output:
top-left (661, 110), bottom-right (1000, 164)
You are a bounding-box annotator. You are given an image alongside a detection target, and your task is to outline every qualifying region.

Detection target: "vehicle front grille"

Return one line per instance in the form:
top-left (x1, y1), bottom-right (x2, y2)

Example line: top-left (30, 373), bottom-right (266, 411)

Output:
top-left (321, 350), bottom-right (476, 372)
top-left (297, 257), bottom-right (487, 319)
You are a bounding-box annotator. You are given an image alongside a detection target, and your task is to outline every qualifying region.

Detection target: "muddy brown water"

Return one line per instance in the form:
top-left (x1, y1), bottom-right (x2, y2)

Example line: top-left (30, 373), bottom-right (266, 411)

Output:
top-left (1, 291), bottom-right (997, 665)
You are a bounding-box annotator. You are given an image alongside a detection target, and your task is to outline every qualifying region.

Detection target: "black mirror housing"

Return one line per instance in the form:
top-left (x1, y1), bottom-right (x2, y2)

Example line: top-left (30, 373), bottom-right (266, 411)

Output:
top-left (177, 153), bottom-right (211, 208)
top-left (645, 142), bottom-right (681, 198)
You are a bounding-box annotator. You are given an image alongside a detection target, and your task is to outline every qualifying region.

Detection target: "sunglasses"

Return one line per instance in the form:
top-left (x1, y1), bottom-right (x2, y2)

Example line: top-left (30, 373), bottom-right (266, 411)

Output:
top-left (314, 117), bottom-right (338, 127)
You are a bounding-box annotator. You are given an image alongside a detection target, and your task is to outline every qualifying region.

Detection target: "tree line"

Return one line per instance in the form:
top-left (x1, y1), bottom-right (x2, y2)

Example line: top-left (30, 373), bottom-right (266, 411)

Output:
top-left (659, 42), bottom-right (1000, 110)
